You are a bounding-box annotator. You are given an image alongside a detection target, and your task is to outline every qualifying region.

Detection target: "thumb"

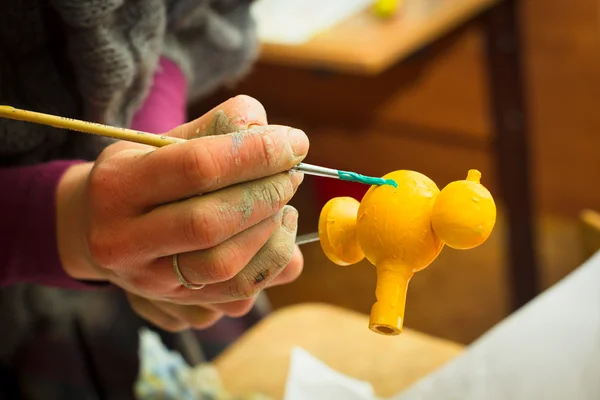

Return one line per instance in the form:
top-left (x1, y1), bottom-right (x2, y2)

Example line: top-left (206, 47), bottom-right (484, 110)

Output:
top-left (168, 95), bottom-right (268, 140)
top-left (98, 95), bottom-right (268, 157)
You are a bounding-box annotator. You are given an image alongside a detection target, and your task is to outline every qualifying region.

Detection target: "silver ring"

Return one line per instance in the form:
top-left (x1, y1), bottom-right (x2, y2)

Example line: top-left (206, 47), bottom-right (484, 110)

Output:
top-left (173, 254), bottom-right (205, 290)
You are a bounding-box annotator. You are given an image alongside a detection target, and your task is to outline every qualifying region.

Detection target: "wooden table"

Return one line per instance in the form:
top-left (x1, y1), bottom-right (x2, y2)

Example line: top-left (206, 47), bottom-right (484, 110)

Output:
top-left (214, 303), bottom-right (463, 399)
top-left (259, 0), bottom-right (499, 75)
top-left (256, 0), bottom-right (540, 311)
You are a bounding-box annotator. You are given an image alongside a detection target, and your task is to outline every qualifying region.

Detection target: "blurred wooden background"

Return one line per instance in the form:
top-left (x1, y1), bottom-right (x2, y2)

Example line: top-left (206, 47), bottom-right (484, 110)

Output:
top-left (191, 0), bottom-right (600, 344)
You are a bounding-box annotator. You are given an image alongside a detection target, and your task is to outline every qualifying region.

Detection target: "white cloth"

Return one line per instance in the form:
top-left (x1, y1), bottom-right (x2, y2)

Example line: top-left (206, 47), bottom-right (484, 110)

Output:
top-left (284, 347), bottom-right (380, 400)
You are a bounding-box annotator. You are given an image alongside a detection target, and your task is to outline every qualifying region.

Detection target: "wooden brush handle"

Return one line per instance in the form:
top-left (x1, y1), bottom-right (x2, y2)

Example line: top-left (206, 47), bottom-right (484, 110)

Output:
top-left (0, 105), bottom-right (185, 148)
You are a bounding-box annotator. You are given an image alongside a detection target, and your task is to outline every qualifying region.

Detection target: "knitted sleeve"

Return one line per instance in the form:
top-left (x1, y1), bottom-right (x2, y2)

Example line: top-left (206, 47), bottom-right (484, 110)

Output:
top-left (48, 0), bottom-right (259, 131)
top-left (161, 0), bottom-right (259, 102)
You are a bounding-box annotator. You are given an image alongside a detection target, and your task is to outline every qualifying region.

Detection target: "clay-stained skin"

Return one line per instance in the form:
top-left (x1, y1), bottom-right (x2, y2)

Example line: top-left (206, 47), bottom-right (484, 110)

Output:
top-left (203, 111), bottom-right (280, 167)
top-left (243, 125), bottom-right (279, 166)
top-left (224, 207), bottom-right (297, 300)
top-left (218, 176), bottom-right (294, 226)
top-left (231, 132), bottom-right (244, 166)
top-left (222, 124), bottom-right (281, 168)
top-left (219, 189), bottom-right (255, 225)
top-left (204, 109), bottom-right (239, 136)
top-left (253, 269), bottom-right (271, 284)
top-left (260, 130), bottom-right (276, 163)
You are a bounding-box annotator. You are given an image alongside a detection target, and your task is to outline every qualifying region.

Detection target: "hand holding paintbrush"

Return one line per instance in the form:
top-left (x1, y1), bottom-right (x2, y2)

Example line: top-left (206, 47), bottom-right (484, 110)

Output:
top-left (7, 96), bottom-right (311, 331)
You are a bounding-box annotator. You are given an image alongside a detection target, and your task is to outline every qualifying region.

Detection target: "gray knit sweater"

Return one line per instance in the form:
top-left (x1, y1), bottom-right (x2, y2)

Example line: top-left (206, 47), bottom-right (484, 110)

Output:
top-left (0, 0), bottom-right (258, 164)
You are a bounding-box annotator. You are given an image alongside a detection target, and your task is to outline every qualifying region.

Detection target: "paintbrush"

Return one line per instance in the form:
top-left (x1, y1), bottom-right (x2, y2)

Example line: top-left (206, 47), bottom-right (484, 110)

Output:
top-left (0, 105), bottom-right (397, 187)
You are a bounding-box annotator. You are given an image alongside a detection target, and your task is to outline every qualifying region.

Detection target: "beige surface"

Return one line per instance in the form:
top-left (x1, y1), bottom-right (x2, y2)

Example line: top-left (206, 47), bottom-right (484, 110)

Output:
top-left (214, 303), bottom-right (463, 399)
top-left (258, 0), bottom-right (499, 74)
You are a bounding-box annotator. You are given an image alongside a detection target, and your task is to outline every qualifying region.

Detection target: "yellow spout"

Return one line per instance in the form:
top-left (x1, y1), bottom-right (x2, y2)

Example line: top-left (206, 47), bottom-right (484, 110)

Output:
top-left (369, 264), bottom-right (413, 335)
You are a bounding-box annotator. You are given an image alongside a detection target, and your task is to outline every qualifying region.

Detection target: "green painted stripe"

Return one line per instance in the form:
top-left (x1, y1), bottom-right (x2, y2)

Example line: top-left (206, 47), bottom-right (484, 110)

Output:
top-left (337, 170), bottom-right (397, 188)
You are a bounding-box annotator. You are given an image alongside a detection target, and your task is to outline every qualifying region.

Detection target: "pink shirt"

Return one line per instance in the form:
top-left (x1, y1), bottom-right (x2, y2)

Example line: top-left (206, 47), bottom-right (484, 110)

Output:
top-left (0, 57), bottom-right (187, 289)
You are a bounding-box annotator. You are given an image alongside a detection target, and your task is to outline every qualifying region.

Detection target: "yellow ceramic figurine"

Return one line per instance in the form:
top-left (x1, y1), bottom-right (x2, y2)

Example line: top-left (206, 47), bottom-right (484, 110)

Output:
top-left (318, 169), bottom-right (496, 336)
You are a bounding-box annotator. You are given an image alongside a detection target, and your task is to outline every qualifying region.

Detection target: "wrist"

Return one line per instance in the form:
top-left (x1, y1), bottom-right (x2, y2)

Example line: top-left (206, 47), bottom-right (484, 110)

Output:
top-left (56, 162), bottom-right (107, 281)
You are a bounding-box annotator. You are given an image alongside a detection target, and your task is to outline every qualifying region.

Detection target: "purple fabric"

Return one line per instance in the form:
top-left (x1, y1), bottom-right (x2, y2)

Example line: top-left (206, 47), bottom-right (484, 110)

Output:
top-left (0, 56), bottom-right (187, 289)
top-left (131, 57), bottom-right (188, 133)
top-left (0, 160), bottom-right (88, 289)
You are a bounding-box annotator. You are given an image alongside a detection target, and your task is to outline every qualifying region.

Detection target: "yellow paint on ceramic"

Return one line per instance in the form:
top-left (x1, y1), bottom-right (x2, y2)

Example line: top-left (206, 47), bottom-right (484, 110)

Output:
top-left (317, 169), bottom-right (496, 337)
top-left (357, 170), bottom-right (443, 335)
top-left (431, 169), bottom-right (496, 250)
top-left (318, 197), bottom-right (365, 266)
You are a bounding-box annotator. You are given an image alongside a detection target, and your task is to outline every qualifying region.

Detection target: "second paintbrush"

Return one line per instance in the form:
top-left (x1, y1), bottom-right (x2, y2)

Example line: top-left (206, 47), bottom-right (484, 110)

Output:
top-left (0, 105), bottom-right (396, 187)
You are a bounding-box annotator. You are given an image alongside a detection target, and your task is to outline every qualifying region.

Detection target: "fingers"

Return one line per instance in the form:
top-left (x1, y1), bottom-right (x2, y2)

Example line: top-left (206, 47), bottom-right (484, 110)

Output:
top-left (170, 205), bottom-right (299, 305)
top-left (98, 207), bottom-right (286, 299)
top-left (123, 124), bottom-right (309, 207)
top-left (206, 248), bottom-right (303, 316)
top-left (203, 297), bottom-right (257, 317)
top-left (267, 245), bottom-right (304, 287)
top-left (134, 172), bottom-right (303, 258)
top-left (169, 95), bottom-right (268, 139)
top-left (127, 292), bottom-right (224, 332)
top-left (203, 248), bottom-right (303, 316)
top-left (127, 292), bottom-right (190, 332)
top-left (152, 300), bottom-right (223, 329)
top-left (174, 210), bottom-right (283, 286)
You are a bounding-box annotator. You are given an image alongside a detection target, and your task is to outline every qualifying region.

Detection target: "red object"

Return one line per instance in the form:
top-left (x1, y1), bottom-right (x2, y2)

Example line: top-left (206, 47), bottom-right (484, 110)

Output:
top-left (314, 176), bottom-right (370, 210)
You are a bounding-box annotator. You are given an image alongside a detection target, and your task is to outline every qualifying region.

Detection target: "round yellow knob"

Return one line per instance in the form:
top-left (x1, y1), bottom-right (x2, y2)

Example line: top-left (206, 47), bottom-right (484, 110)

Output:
top-left (431, 169), bottom-right (496, 250)
top-left (318, 197), bottom-right (365, 266)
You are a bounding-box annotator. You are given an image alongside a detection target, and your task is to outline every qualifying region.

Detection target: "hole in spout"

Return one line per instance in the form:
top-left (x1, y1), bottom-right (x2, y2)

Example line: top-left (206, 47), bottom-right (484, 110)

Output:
top-left (370, 324), bottom-right (400, 336)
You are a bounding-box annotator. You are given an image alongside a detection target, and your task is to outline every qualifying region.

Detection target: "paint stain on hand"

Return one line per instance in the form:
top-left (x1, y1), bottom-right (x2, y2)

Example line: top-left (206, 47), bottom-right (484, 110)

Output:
top-left (254, 269), bottom-right (271, 284)
top-left (219, 176), bottom-right (293, 227)
top-left (204, 110), bottom-right (238, 135)
top-left (219, 188), bottom-right (255, 226)
top-left (231, 132), bottom-right (244, 166)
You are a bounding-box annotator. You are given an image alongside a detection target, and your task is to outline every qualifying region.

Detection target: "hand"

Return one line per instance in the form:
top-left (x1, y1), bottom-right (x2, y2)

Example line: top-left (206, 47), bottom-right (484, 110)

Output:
top-left (56, 95), bottom-right (308, 327)
top-left (125, 293), bottom-right (224, 332)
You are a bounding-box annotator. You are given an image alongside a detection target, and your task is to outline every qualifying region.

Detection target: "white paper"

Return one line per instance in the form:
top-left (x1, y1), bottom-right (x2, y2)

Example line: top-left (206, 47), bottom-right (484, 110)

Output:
top-left (250, 0), bottom-right (373, 45)
top-left (281, 251), bottom-right (600, 400)
top-left (393, 250), bottom-right (600, 400)
top-left (284, 347), bottom-right (381, 400)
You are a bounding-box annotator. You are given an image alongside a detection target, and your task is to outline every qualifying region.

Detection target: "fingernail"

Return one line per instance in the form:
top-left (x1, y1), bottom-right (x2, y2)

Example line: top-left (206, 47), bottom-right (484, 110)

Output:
top-left (288, 129), bottom-right (309, 157)
top-left (282, 206), bottom-right (298, 232)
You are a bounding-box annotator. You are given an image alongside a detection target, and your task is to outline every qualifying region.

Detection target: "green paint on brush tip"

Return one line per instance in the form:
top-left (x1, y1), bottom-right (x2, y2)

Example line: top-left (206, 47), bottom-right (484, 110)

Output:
top-left (338, 171), bottom-right (397, 188)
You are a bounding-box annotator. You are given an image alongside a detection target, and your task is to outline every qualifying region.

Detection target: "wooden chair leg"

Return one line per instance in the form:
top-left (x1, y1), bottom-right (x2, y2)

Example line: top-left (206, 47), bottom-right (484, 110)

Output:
top-left (579, 209), bottom-right (600, 259)
top-left (483, 0), bottom-right (540, 310)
